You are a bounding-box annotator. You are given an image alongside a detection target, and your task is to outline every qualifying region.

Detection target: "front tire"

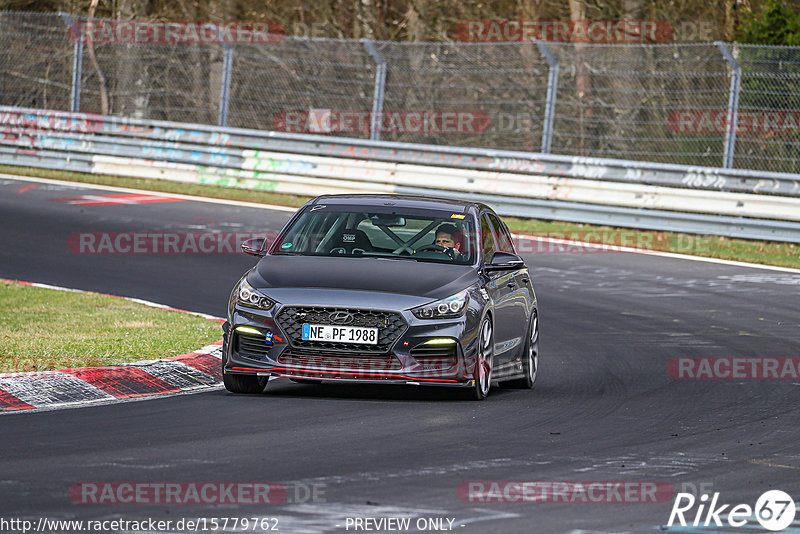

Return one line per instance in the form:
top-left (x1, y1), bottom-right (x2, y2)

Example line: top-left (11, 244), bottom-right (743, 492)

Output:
top-left (223, 373), bottom-right (268, 394)
top-left (468, 317), bottom-right (494, 400)
top-left (221, 341), bottom-right (268, 394)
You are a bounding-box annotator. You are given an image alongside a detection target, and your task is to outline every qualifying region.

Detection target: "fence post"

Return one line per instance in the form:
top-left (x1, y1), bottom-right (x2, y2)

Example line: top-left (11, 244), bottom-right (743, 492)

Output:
top-left (536, 41), bottom-right (559, 154)
top-left (218, 43), bottom-right (234, 127)
top-left (716, 42), bottom-right (741, 169)
top-left (70, 42), bottom-right (84, 112)
top-left (60, 13), bottom-right (83, 112)
top-left (361, 39), bottom-right (386, 141)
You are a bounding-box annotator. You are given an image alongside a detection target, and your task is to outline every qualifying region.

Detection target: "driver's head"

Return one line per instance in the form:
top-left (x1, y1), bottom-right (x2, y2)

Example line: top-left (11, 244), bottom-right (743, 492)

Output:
top-left (434, 224), bottom-right (461, 251)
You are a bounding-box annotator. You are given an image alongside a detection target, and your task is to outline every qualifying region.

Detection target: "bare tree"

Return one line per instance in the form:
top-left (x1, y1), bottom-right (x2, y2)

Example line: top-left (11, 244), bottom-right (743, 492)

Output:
top-left (86, 0), bottom-right (110, 114)
top-left (568, 0), bottom-right (591, 154)
top-left (116, 0), bottom-right (151, 118)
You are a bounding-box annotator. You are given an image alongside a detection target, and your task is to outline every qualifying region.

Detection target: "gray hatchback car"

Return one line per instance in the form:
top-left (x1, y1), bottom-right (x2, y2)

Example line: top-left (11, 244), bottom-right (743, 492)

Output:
top-left (222, 194), bottom-right (538, 400)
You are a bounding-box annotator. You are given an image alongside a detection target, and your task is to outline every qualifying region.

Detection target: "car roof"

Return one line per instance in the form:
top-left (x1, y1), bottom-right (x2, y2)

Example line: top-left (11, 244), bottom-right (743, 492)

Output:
top-left (308, 194), bottom-right (491, 213)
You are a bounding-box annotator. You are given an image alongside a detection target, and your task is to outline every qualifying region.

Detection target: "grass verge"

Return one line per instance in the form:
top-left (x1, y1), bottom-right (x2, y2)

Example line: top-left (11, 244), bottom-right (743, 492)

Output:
top-left (2, 164), bottom-right (798, 269)
top-left (0, 280), bottom-right (222, 373)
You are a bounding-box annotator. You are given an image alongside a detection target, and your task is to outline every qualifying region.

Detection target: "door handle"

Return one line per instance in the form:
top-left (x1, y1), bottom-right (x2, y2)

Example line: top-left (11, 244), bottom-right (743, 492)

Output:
top-left (507, 281), bottom-right (516, 288)
top-left (521, 277), bottom-right (529, 284)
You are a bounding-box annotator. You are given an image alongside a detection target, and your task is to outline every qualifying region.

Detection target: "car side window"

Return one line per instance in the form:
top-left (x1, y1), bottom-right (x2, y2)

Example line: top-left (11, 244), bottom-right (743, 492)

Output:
top-left (488, 214), bottom-right (515, 253)
top-left (481, 214), bottom-right (497, 258)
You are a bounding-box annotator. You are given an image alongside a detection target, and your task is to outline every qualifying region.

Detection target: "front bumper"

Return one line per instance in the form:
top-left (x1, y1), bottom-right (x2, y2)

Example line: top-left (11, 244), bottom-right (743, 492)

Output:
top-left (223, 301), bottom-right (481, 387)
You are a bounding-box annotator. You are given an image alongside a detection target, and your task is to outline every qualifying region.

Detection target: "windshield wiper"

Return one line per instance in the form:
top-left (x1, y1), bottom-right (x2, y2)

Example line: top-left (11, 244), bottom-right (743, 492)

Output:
top-left (361, 253), bottom-right (420, 261)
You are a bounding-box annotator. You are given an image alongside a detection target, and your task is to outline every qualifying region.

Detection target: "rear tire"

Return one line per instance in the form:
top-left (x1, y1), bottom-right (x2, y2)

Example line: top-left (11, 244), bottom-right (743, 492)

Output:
top-left (507, 310), bottom-right (538, 389)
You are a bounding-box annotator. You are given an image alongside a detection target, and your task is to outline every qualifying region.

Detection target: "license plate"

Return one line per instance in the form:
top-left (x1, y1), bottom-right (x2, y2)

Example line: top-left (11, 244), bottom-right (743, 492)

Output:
top-left (302, 324), bottom-right (379, 345)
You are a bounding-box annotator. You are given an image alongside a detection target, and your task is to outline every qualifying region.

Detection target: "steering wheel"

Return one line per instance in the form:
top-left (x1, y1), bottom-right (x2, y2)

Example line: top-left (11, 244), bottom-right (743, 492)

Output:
top-left (415, 244), bottom-right (457, 260)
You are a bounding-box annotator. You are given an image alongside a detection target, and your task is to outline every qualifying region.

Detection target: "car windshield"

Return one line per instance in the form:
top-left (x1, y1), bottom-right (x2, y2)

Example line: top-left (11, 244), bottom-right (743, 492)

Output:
top-left (272, 205), bottom-right (478, 265)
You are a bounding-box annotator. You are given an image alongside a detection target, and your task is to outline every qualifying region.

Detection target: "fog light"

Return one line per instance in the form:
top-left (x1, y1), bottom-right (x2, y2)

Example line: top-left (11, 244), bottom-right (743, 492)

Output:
top-left (235, 326), bottom-right (262, 336)
top-left (423, 338), bottom-right (457, 346)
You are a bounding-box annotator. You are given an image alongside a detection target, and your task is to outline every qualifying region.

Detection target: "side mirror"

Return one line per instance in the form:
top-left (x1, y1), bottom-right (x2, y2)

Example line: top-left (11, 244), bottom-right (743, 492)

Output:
top-left (485, 251), bottom-right (525, 272)
top-left (241, 237), bottom-right (267, 257)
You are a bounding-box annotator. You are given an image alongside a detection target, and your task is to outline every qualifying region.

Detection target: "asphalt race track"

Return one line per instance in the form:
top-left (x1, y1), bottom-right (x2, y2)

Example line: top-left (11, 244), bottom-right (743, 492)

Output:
top-left (1, 176), bottom-right (799, 534)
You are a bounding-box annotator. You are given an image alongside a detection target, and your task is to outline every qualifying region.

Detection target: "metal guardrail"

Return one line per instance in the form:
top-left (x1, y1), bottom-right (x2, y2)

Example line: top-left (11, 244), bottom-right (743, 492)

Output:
top-left (2, 106), bottom-right (800, 243)
top-left (4, 107), bottom-right (799, 196)
top-left (4, 12), bottom-right (800, 174)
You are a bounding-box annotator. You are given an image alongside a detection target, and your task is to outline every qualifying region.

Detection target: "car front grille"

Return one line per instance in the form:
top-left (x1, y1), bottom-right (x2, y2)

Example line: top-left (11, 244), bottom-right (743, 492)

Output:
top-left (278, 348), bottom-right (401, 372)
top-left (276, 306), bottom-right (407, 354)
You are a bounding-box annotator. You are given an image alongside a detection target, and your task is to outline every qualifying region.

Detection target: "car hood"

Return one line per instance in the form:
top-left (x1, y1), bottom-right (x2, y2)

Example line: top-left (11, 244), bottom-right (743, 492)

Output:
top-left (249, 255), bottom-right (478, 302)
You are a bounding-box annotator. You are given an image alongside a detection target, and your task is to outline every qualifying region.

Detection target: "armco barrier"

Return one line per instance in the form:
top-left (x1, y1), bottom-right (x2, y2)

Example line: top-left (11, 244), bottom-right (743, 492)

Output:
top-left (2, 106), bottom-right (800, 243)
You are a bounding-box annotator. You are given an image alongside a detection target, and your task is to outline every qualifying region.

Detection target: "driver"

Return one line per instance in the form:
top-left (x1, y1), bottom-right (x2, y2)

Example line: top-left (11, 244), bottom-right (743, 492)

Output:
top-left (433, 224), bottom-right (463, 258)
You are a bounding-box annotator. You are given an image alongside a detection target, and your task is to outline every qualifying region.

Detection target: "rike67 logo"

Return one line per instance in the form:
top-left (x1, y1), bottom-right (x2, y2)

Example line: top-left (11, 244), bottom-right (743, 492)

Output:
top-left (668, 490), bottom-right (796, 531)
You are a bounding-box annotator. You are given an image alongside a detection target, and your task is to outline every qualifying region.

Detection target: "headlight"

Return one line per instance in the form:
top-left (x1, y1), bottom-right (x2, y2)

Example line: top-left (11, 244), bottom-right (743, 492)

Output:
top-left (237, 279), bottom-right (275, 310)
top-left (412, 290), bottom-right (469, 319)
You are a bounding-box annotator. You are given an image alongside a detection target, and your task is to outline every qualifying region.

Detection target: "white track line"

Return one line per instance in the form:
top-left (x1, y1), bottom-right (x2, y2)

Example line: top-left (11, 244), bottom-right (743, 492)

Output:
top-left (2, 278), bottom-right (224, 321)
top-left (0, 173), bottom-right (297, 212)
top-left (4, 172), bottom-right (799, 274)
top-left (0, 384), bottom-right (226, 416)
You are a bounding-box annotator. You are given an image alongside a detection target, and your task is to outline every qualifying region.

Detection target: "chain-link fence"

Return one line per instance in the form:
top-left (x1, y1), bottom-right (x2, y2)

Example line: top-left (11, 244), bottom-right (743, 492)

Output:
top-left (1, 12), bottom-right (799, 174)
